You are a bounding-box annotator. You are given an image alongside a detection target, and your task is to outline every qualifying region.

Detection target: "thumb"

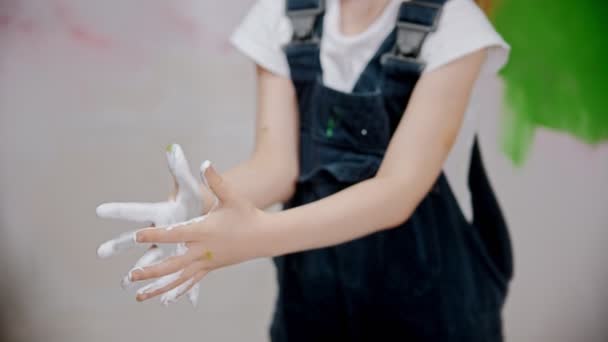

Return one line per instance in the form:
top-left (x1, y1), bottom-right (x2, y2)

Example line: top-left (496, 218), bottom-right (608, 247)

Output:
top-left (200, 160), bottom-right (234, 205)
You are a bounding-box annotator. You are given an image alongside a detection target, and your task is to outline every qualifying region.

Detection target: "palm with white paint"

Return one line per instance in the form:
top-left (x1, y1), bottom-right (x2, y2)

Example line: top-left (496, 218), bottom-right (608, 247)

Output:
top-left (96, 144), bottom-right (209, 306)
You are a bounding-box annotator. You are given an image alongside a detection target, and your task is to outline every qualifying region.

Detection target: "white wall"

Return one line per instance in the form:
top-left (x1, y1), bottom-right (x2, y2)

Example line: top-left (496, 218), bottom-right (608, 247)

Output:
top-left (0, 1), bottom-right (607, 341)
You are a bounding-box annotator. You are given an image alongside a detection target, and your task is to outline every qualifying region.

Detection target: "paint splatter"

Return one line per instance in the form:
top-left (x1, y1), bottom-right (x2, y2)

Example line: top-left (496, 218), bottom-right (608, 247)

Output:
top-left (493, 0), bottom-right (608, 164)
top-left (1, 0), bottom-right (241, 55)
top-left (53, 0), bottom-right (113, 49)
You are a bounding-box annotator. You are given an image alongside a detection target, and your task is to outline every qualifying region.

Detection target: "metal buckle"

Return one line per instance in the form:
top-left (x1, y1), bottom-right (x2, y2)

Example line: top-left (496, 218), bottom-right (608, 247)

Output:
top-left (380, 53), bottom-right (427, 71)
top-left (381, 0), bottom-right (443, 68)
top-left (286, 0), bottom-right (325, 42)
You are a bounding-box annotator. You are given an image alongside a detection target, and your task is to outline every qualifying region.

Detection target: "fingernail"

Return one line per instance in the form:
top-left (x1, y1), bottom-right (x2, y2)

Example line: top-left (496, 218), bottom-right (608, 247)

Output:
top-left (201, 160), bottom-right (211, 172)
top-left (128, 267), bottom-right (143, 282)
top-left (136, 283), bottom-right (154, 297)
top-left (136, 287), bottom-right (151, 298)
top-left (200, 160), bottom-right (212, 186)
top-left (134, 231), bottom-right (143, 243)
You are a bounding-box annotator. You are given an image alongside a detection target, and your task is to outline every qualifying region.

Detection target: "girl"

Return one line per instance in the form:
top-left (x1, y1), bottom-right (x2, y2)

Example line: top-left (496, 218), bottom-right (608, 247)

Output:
top-left (102, 0), bottom-right (513, 340)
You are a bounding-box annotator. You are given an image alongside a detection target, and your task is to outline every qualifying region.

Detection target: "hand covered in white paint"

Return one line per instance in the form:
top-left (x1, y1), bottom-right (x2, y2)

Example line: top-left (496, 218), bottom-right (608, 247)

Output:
top-left (96, 144), bottom-right (211, 306)
top-left (120, 162), bottom-right (269, 304)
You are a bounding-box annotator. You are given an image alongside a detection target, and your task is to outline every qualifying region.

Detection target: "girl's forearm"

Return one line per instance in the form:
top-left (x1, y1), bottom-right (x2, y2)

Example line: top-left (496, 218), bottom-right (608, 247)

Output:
top-left (201, 155), bottom-right (297, 212)
top-left (260, 173), bottom-right (431, 257)
top-left (225, 155), bottom-right (297, 208)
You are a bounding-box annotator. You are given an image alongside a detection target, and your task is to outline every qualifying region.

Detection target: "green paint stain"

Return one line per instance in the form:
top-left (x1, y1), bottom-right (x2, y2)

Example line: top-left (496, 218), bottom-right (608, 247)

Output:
top-left (326, 117), bottom-right (336, 138)
top-left (493, 1), bottom-right (608, 165)
top-left (166, 144), bottom-right (175, 153)
top-left (204, 251), bottom-right (213, 261)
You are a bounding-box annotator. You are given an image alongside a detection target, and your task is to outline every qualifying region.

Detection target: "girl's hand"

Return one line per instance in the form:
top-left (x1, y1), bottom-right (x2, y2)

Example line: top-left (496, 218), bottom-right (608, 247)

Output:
top-left (129, 162), bottom-right (270, 304)
top-left (96, 144), bottom-right (205, 305)
top-left (96, 144), bottom-right (203, 258)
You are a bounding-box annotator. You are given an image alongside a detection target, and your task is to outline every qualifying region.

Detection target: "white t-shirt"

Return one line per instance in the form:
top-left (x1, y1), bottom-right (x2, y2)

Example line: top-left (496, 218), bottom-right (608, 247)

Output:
top-left (230, 0), bottom-right (510, 221)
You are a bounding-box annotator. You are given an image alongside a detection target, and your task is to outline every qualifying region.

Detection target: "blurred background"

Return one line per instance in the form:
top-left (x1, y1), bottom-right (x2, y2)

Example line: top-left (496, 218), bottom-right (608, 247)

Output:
top-left (0, 0), bottom-right (606, 341)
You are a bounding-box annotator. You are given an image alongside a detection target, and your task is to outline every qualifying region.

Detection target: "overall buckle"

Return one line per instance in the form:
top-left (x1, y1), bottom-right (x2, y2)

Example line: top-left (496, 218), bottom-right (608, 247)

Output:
top-left (286, 0), bottom-right (325, 42)
top-left (381, 0), bottom-right (443, 69)
top-left (398, 1), bottom-right (443, 33)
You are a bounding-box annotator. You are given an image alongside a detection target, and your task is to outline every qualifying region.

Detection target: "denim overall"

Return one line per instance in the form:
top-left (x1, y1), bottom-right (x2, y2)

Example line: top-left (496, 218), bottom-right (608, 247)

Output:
top-left (271, 1), bottom-right (514, 340)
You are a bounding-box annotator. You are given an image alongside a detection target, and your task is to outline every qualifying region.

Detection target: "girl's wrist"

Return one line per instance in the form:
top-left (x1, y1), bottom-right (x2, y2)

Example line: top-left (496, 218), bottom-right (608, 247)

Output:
top-left (253, 209), bottom-right (289, 259)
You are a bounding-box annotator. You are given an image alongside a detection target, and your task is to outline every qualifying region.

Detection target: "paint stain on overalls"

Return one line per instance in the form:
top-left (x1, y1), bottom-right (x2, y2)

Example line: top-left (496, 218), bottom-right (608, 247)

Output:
top-left (271, 1), bottom-right (514, 341)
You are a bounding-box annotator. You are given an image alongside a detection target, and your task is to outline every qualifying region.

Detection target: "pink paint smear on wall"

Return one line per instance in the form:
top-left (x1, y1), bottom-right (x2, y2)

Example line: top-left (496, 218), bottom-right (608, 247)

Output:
top-left (53, 0), bottom-right (114, 49)
top-left (0, 0), bottom-right (241, 53)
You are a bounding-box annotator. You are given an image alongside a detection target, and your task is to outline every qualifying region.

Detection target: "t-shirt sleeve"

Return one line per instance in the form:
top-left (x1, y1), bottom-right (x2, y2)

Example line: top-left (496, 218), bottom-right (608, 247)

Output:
top-left (420, 0), bottom-right (510, 76)
top-left (229, 0), bottom-right (292, 77)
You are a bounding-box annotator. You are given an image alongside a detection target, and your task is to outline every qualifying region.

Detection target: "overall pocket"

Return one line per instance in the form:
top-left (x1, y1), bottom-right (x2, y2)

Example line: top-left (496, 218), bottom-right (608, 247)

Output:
top-left (311, 80), bottom-right (391, 155)
top-left (297, 152), bottom-right (382, 200)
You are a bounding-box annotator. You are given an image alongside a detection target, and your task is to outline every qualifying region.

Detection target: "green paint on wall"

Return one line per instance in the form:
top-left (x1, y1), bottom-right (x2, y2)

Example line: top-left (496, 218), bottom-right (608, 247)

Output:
top-left (493, 1), bottom-right (608, 164)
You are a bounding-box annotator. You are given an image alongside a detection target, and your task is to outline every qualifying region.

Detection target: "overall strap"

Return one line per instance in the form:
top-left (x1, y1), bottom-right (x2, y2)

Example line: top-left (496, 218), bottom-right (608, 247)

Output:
top-left (286, 0), bottom-right (326, 43)
top-left (382, 0), bottom-right (448, 73)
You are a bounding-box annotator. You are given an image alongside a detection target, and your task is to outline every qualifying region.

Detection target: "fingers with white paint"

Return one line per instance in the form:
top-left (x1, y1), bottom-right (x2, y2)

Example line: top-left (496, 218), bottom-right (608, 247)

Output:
top-left (121, 246), bottom-right (165, 289)
top-left (160, 269), bottom-right (207, 307)
top-left (187, 282), bottom-right (200, 307)
top-left (167, 144), bottom-right (201, 205)
top-left (178, 271), bottom-right (207, 306)
top-left (96, 201), bottom-right (172, 224)
top-left (134, 259), bottom-right (204, 302)
top-left (160, 277), bottom-right (195, 307)
top-left (97, 230), bottom-right (138, 259)
top-left (96, 144), bottom-right (206, 306)
top-left (136, 271), bottom-right (181, 300)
